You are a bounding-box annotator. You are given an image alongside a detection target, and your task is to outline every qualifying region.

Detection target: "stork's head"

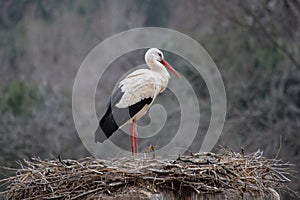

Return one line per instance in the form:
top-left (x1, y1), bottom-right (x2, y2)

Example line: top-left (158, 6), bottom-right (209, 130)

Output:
top-left (145, 48), bottom-right (181, 78)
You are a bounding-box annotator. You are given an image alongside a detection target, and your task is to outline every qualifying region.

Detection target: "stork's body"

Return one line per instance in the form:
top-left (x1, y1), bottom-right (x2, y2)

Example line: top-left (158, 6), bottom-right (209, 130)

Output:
top-left (95, 48), bottom-right (180, 157)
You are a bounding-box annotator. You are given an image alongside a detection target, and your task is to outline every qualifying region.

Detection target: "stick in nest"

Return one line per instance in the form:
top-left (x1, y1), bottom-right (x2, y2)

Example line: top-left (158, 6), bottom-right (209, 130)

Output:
top-left (0, 149), bottom-right (297, 199)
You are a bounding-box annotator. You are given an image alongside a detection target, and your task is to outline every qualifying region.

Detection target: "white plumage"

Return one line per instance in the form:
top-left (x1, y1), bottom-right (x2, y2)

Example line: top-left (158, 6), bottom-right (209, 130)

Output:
top-left (116, 69), bottom-right (168, 109)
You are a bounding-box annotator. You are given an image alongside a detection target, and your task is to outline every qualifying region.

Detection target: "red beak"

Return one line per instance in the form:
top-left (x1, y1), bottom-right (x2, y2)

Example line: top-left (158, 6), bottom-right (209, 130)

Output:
top-left (160, 59), bottom-right (181, 78)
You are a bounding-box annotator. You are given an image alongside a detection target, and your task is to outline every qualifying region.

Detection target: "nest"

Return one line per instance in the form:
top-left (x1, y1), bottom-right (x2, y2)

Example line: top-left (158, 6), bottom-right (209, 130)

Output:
top-left (0, 149), bottom-right (295, 199)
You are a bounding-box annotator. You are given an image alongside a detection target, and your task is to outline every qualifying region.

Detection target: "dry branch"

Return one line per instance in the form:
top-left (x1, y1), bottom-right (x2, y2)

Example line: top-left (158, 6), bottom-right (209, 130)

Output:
top-left (0, 149), bottom-right (296, 199)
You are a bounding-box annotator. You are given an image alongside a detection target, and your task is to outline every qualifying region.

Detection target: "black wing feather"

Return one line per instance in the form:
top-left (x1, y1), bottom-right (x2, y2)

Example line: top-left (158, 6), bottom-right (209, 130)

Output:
top-left (95, 88), bottom-right (153, 143)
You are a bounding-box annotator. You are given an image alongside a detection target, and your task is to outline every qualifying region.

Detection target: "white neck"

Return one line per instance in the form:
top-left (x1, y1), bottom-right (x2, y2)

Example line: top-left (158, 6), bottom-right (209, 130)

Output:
top-left (147, 60), bottom-right (170, 80)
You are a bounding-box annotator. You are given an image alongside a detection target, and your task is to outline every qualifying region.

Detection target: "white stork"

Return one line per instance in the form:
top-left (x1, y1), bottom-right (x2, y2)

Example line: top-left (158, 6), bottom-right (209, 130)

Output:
top-left (95, 48), bottom-right (181, 157)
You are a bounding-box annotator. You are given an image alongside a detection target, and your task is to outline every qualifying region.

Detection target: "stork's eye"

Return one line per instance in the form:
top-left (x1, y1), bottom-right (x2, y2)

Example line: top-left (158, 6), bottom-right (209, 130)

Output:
top-left (158, 53), bottom-right (162, 58)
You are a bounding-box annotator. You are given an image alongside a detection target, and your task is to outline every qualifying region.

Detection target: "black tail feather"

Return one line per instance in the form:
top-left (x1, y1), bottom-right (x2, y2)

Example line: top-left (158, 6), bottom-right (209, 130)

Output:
top-left (95, 105), bottom-right (119, 143)
top-left (94, 125), bottom-right (109, 143)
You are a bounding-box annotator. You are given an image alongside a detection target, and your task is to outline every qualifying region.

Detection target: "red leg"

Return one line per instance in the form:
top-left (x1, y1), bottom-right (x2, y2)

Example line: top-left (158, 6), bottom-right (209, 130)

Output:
top-left (130, 120), bottom-right (138, 158)
top-left (130, 121), bottom-right (135, 156)
top-left (133, 121), bottom-right (138, 155)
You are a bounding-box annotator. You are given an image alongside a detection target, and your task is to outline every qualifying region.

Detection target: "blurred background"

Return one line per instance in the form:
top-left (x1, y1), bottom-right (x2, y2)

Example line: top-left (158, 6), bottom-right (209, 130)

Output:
top-left (0, 0), bottom-right (299, 198)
